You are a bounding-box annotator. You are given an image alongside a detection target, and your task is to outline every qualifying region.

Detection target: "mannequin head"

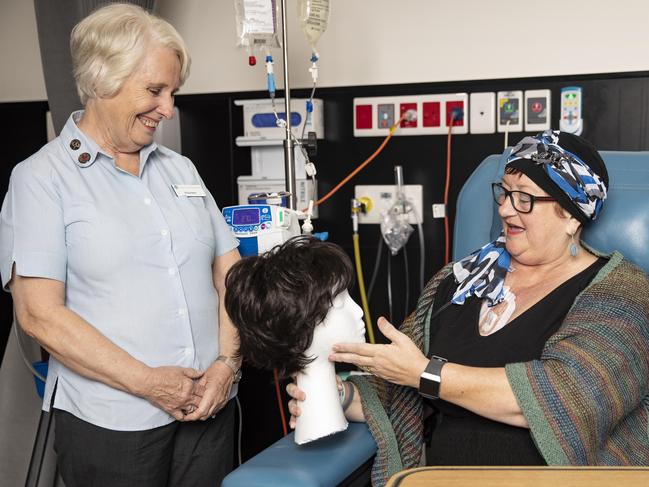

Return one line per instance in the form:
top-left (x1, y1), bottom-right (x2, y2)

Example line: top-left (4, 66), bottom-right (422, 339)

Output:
top-left (305, 290), bottom-right (365, 361)
top-left (225, 236), bottom-right (364, 377)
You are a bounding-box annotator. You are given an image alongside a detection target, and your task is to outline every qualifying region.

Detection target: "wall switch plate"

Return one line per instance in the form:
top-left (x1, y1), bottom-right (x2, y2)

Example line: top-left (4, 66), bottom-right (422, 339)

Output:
top-left (432, 204), bottom-right (446, 219)
top-left (355, 185), bottom-right (423, 224)
top-left (525, 89), bottom-right (551, 131)
top-left (497, 91), bottom-right (523, 133)
top-left (469, 92), bottom-right (495, 134)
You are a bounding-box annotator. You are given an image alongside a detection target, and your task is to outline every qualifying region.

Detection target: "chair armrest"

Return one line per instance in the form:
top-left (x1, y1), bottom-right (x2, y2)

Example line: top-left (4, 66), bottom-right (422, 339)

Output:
top-left (223, 422), bottom-right (377, 487)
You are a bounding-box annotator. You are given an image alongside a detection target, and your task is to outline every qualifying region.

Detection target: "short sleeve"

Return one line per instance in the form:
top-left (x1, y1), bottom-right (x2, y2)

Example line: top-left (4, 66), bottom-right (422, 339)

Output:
top-left (0, 161), bottom-right (67, 290)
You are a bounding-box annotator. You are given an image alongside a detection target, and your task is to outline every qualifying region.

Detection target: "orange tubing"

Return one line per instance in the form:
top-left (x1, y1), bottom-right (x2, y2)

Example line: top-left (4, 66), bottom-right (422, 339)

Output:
top-left (304, 115), bottom-right (406, 212)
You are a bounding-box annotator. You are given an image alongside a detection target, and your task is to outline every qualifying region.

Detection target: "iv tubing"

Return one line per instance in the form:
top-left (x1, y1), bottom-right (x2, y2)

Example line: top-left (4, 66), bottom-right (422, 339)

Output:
top-left (309, 115), bottom-right (405, 211)
top-left (387, 253), bottom-right (393, 323)
top-left (443, 117), bottom-right (454, 265)
top-left (367, 233), bottom-right (384, 301)
top-left (410, 204), bottom-right (426, 294)
top-left (353, 233), bottom-right (375, 344)
top-left (403, 246), bottom-right (410, 320)
top-left (273, 368), bottom-right (288, 436)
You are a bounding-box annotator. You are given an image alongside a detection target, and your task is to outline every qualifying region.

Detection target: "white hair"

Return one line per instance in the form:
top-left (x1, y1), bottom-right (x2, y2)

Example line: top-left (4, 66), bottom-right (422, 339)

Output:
top-left (71, 3), bottom-right (191, 104)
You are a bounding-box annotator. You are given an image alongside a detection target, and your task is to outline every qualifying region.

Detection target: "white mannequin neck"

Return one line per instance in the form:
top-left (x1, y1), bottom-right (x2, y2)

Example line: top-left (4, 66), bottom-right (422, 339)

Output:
top-left (292, 290), bottom-right (366, 445)
top-left (294, 357), bottom-right (347, 445)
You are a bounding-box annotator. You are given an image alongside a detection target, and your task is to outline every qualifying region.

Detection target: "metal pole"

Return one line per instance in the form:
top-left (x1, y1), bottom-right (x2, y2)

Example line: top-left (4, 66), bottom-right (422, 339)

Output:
top-left (279, 0), bottom-right (297, 210)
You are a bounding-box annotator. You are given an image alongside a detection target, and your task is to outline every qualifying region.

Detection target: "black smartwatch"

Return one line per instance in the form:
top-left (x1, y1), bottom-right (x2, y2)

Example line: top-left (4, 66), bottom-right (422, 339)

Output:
top-left (418, 355), bottom-right (447, 399)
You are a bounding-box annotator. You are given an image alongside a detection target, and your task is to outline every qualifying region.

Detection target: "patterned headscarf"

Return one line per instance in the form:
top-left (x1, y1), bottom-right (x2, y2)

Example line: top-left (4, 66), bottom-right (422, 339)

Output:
top-left (451, 131), bottom-right (608, 307)
top-left (506, 130), bottom-right (608, 222)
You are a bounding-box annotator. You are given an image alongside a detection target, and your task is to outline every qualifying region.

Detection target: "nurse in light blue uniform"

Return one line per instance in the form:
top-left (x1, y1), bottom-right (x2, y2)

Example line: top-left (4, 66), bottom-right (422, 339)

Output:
top-left (0, 4), bottom-right (241, 487)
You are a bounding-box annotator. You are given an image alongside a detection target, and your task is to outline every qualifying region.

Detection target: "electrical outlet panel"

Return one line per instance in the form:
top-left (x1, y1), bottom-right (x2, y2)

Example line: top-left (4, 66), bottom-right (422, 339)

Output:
top-left (525, 89), bottom-right (551, 132)
top-left (497, 91), bottom-right (523, 133)
top-left (353, 94), bottom-right (468, 137)
top-left (469, 92), bottom-right (496, 134)
top-left (354, 184), bottom-right (423, 224)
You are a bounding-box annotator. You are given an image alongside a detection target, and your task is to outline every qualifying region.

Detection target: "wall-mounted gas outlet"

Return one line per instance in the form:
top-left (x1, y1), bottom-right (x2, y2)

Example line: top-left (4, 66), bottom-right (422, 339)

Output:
top-left (354, 185), bottom-right (423, 224)
top-left (525, 89), bottom-right (551, 132)
top-left (353, 94), bottom-right (468, 136)
top-left (497, 91), bottom-right (523, 133)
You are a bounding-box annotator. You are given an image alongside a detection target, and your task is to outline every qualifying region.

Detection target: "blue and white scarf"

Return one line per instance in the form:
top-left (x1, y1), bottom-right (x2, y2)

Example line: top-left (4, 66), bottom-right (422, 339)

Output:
top-left (452, 234), bottom-right (511, 306)
top-left (507, 130), bottom-right (607, 221)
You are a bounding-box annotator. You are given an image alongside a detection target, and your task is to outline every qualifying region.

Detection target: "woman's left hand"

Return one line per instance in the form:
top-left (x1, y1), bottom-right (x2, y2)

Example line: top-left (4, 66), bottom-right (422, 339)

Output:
top-left (329, 317), bottom-right (429, 388)
top-left (183, 361), bottom-right (234, 421)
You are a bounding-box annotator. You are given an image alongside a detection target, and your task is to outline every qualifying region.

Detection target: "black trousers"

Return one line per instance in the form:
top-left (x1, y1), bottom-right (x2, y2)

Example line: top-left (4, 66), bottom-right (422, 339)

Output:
top-left (53, 400), bottom-right (235, 487)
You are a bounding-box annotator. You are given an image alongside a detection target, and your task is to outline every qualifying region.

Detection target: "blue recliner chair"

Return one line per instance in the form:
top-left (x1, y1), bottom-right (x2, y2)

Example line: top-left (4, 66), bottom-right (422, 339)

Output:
top-left (223, 150), bottom-right (649, 486)
top-left (454, 149), bottom-right (649, 274)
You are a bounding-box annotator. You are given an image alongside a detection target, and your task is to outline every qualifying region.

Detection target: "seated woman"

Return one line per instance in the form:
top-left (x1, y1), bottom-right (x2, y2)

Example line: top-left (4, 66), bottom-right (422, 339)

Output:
top-left (225, 236), bottom-right (366, 444)
top-left (288, 131), bottom-right (649, 485)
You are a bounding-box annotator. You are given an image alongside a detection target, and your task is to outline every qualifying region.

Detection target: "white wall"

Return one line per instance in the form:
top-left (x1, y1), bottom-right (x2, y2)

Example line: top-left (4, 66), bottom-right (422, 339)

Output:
top-left (2, 0), bottom-right (649, 99)
top-left (156, 0), bottom-right (649, 93)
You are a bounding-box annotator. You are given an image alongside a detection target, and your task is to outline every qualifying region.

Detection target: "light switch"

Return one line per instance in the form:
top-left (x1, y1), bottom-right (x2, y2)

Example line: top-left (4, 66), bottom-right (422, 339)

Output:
top-left (470, 93), bottom-right (495, 134)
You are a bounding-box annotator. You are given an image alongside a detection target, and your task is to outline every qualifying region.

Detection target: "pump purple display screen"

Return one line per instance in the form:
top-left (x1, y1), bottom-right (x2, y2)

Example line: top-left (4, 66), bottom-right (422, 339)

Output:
top-left (233, 208), bottom-right (260, 225)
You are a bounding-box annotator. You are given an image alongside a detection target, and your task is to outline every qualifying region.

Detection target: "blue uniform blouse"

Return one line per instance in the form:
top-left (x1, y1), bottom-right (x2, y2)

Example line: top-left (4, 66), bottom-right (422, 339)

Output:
top-left (0, 111), bottom-right (239, 430)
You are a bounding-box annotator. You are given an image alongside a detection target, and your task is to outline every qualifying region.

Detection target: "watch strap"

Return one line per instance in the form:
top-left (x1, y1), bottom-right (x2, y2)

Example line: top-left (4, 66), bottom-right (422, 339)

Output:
top-left (418, 355), bottom-right (447, 399)
top-left (216, 355), bottom-right (242, 383)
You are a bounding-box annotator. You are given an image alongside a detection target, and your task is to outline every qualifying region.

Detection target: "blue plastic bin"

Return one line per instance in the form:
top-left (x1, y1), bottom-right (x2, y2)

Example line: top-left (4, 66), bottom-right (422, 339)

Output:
top-left (32, 360), bottom-right (48, 399)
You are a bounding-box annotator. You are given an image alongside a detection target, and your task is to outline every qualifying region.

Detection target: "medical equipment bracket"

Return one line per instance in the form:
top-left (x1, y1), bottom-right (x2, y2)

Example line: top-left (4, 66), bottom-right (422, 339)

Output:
top-left (279, 0), bottom-right (298, 210)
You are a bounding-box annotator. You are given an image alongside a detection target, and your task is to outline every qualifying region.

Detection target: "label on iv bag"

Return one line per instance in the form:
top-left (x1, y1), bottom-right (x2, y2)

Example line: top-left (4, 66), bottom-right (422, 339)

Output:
top-left (243, 0), bottom-right (276, 34)
top-left (298, 0), bottom-right (330, 47)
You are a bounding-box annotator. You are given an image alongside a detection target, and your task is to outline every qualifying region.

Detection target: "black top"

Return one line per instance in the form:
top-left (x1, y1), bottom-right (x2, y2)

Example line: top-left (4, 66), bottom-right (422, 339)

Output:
top-left (425, 257), bottom-right (606, 466)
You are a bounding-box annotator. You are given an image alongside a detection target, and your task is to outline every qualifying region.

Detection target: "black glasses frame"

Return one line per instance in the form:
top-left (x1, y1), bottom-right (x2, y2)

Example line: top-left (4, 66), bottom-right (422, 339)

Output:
top-left (491, 183), bottom-right (556, 213)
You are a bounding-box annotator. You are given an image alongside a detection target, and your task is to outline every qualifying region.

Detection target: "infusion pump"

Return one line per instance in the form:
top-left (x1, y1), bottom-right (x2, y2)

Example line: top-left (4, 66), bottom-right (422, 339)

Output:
top-left (222, 204), bottom-right (300, 256)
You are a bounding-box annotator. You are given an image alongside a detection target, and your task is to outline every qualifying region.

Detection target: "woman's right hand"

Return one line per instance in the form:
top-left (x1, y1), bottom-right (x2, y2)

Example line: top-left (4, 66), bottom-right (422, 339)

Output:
top-left (286, 380), bottom-right (306, 429)
top-left (141, 366), bottom-right (204, 420)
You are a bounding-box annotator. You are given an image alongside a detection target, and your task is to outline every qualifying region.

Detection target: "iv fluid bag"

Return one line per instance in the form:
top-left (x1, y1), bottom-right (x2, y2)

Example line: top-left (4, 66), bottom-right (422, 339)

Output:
top-left (297, 0), bottom-right (330, 53)
top-left (234, 0), bottom-right (280, 51)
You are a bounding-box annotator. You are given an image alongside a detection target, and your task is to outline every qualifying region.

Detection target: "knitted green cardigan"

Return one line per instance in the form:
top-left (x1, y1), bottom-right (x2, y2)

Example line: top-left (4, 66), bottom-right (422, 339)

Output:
top-left (349, 252), bottom-right (649, 486)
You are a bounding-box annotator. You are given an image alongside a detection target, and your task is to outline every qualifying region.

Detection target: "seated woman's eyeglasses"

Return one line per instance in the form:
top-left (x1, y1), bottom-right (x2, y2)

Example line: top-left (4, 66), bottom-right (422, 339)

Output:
top-left (491, 183), bottom-right (556, 213)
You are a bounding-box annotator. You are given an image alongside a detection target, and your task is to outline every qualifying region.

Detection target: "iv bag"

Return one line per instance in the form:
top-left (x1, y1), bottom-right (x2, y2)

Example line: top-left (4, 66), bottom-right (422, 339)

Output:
top-left (297, 0), bottom-right (330, 54)
top-left (234, 0), bottom-right (280, 51)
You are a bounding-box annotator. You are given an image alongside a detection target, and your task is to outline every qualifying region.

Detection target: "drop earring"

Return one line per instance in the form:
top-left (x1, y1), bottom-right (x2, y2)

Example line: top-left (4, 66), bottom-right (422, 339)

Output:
top-left (569, 233), bottom-right (578, 257)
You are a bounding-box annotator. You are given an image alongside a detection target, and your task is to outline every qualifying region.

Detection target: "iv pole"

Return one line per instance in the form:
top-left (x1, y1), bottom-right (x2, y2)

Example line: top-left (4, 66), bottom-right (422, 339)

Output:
top-left (279, 0), bottom-right (297, 210)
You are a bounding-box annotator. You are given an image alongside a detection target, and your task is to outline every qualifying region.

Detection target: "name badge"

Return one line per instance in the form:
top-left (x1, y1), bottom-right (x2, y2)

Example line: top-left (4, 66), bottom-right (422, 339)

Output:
top-left (172, 184), bottom-right (206, 197)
